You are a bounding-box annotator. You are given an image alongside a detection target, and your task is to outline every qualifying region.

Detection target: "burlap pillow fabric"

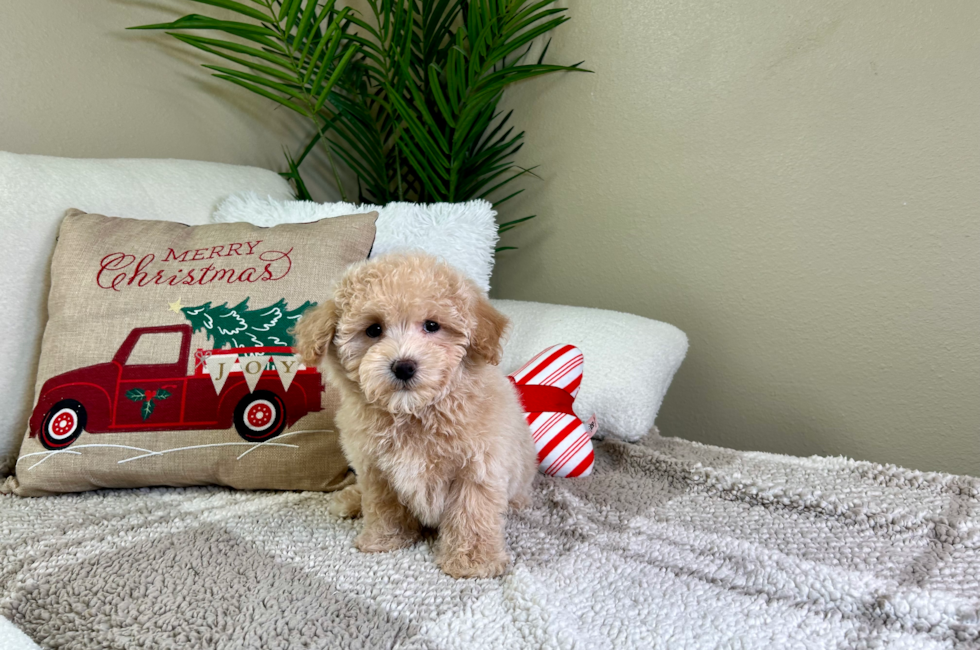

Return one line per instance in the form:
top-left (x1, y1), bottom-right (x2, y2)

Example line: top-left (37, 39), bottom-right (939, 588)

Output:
top-left (8, 209), bottom-right (377, 496)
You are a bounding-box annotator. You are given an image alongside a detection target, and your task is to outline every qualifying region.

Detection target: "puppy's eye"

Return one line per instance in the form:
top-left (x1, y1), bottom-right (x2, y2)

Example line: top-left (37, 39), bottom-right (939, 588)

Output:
top-left (365, 324), bottom-right (383, 338)
top-left (423, 320), bottom-right (440, 333)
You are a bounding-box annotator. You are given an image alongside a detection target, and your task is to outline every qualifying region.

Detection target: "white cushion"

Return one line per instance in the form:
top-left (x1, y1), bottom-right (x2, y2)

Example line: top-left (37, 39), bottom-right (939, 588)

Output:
top-left (0, 616), bottom-right (38, 650)
top-left (493, 299), bottom-right (688, 442)
top-left (0, 152), bottom-right (293, 465)
top-left (212, 193), bottom-right (498, 293)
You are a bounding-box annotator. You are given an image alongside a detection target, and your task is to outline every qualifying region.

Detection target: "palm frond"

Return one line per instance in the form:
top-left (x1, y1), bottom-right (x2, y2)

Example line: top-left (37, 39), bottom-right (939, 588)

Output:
top-left (131, 0), bottom-right (588, 242)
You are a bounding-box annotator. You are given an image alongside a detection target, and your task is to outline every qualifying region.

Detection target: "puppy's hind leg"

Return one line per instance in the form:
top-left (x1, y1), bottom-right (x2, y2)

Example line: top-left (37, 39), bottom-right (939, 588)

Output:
top-left (508, 490), bottom-right (532, 511)
top-left (329, 483), bottom-right (362, 518)
top-left (506, 451), bottom-right (536, 511)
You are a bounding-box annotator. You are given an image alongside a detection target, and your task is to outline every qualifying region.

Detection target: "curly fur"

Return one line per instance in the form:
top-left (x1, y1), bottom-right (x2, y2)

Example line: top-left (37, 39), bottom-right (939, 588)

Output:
top-left (293, 253), bottom-right (537, 578)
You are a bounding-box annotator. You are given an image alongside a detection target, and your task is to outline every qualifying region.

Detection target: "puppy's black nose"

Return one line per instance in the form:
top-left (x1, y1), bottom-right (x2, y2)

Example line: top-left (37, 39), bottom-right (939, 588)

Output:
top-left (392, 359), bottom-right (417, 381)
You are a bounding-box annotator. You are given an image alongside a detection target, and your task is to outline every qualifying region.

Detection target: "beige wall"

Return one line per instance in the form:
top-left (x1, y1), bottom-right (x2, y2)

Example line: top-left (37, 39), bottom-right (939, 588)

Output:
top-left (2, 2), bottom-right (977, 475)
top-left (0, 0), bottom-right (343, 202)
top-left (493, 1), bottom-right (980, 475)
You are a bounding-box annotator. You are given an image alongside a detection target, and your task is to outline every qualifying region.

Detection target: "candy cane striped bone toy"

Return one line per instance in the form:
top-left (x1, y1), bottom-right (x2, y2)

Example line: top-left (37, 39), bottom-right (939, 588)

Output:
top-left (508, 345), bottom-right (595, 477)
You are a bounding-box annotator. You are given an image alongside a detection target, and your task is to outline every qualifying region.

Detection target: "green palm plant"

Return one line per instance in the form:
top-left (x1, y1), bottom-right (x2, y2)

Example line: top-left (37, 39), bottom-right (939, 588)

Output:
top-left (132, 0), bottom-right (586, 248)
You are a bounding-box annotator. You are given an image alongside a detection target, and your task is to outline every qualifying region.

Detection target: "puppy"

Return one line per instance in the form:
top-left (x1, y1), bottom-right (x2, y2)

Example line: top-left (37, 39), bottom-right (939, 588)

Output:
top-left (293, 253), bottom-right (537, 578)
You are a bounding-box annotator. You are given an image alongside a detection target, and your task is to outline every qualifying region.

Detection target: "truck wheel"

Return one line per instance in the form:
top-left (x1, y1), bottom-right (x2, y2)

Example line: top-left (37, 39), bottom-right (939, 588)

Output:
top-left (39, 400), bottom-right (87, 450)
top-left (234, 391), bottom-right (287, 442)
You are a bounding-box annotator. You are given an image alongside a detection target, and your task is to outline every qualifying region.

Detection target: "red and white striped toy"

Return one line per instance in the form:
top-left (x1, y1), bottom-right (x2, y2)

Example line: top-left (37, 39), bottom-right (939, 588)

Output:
top-left (508, 344), bottom-right (595, 478)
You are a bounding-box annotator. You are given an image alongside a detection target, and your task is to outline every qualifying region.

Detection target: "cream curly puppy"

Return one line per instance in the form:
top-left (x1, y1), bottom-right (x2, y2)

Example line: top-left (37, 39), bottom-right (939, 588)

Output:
top-left (293, 253), bottom-right (537, 578)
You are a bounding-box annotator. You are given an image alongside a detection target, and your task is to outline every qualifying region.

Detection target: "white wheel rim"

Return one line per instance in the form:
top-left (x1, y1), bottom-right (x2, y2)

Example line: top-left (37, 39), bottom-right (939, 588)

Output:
top-left (244, 399), bottom-right (277, 432)
top-left (48, 408), bottom-right (78, 440)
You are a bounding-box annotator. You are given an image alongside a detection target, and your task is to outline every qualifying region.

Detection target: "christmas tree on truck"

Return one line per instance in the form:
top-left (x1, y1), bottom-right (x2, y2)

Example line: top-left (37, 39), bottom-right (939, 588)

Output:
top-left (181, 298), bottom-right (316, 350)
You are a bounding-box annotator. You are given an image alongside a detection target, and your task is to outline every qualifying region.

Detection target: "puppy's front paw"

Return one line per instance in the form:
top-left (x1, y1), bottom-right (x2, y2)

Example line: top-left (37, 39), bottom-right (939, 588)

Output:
top-left (355, 525), bottom-right (420, 553)
top-left (329, 484), bottom-right (362, 518)
top-left (437, 546), bottom-right (510, 579)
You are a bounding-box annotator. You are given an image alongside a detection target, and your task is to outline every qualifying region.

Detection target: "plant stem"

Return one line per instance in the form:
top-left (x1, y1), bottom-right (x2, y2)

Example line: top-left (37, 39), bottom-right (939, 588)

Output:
top-left (312, 117), bottom-right (349, 203)
top-left (396, 146), bottom-right (404, 201)
top-left (266, 0), bottom-right (349, 202)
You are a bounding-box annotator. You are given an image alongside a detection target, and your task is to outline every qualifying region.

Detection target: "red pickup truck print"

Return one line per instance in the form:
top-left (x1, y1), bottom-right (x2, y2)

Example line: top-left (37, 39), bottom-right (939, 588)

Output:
top-left (29, 324), bottom-right (324, 450)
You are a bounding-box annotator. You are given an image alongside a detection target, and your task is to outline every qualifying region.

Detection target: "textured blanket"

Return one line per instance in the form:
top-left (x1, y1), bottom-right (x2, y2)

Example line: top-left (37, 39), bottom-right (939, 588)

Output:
top-left (2, 434), bottom-right (978, 649)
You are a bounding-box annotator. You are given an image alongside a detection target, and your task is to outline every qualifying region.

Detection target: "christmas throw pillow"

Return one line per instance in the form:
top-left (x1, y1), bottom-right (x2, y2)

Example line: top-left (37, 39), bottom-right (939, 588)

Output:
top-left (7, 209), bottom-right (377, 496)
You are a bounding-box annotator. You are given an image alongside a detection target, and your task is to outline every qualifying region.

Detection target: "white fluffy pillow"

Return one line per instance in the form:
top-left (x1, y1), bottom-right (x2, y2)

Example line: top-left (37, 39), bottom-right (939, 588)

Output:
top-left (213, 193), bottom-right (498, 292)
top-left (0, 151), bottom-right (293, 469)
top-left (493, 299), bottom-right (689, 442)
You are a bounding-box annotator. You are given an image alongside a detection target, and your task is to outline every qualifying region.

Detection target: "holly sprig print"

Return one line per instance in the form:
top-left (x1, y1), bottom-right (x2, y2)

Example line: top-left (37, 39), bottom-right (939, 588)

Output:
top-left (126, 388), bottom-right (171, 421)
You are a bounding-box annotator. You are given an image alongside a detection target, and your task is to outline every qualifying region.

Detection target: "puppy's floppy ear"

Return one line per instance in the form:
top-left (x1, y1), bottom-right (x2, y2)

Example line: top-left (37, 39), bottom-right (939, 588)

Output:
top-left (291, 300), bottom-right (337, 366)
top-left (469, 292), bottom-right (509, 366)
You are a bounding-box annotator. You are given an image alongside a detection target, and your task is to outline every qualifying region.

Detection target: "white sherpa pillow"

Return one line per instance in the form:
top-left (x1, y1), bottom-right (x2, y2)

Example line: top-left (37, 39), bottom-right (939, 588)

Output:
top-left (0, 151), bottom-right (293, 470)
top-left (213, 193), bottom-right (498, 292)
top-left (493, 299), bottom-right (689, 442)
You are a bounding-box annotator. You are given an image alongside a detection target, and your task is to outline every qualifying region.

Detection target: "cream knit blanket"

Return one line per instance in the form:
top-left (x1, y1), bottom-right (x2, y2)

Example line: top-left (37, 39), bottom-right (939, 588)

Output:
top-left (2, 434), bottom-right (978, 649)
